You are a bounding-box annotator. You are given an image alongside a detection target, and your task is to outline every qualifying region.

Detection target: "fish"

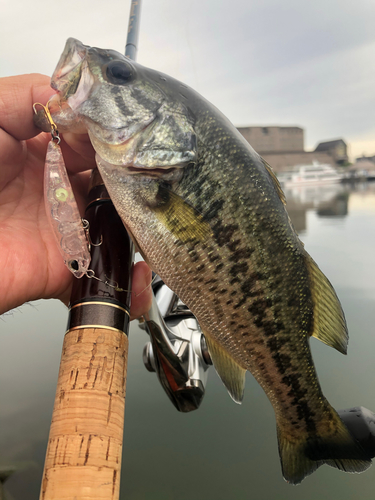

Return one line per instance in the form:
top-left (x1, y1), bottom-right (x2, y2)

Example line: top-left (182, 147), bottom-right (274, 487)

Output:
top-left (47, 38), bottom-right (372, 484)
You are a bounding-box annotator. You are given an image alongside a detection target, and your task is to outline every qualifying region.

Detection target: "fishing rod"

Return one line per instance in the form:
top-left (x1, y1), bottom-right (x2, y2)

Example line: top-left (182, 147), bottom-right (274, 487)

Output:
top-left (125, 0), bottom-right (141, 60)
top-left (38, 2), bottom-right (140, 499)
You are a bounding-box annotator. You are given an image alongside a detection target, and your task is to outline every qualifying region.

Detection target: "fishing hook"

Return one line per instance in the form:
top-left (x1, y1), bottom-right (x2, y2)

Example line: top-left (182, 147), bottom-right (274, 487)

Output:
top-left (82, 219), bottom-right (103, 252)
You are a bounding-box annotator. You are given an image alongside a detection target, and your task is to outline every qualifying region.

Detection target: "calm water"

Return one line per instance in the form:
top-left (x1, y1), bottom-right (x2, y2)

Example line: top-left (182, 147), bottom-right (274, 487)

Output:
top-left (1, 182), bottom-right (375, 499)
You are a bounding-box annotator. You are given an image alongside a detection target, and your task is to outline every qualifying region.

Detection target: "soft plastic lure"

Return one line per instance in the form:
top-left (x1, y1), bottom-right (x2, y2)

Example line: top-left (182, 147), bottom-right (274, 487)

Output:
top-left (44, 139), bottom-right (91, 278)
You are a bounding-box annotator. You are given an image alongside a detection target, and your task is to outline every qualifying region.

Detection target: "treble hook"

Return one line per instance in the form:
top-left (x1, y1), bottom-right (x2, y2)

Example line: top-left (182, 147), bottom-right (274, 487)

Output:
top-left (82, 219), bottom-right (103, 252)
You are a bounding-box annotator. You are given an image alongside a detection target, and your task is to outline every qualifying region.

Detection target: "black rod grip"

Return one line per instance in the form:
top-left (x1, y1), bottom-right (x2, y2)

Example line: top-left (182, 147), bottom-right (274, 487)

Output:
top-left (68, 169), bottom-right (134, 334)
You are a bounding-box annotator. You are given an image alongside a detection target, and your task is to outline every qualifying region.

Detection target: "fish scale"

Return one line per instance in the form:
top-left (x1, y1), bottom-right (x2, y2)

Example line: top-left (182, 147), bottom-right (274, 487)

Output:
top-left (48, 37), bottom-right (372, 484)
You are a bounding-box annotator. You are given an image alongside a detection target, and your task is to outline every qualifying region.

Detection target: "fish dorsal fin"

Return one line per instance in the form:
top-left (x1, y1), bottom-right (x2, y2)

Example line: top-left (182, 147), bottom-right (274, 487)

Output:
top-left (305, 252), bottom-right (348, 354)
top-left (152, 186), bottom-right (212, 244)
top-left (261, 157), bottom-right (286, 206)
top-left (204, 333), bottom-right (246, 404)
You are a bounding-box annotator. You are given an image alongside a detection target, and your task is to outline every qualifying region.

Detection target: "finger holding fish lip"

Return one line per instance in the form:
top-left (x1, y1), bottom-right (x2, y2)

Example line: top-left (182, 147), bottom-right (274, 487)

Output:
top-left (0, 75), bottom-right (52, 139)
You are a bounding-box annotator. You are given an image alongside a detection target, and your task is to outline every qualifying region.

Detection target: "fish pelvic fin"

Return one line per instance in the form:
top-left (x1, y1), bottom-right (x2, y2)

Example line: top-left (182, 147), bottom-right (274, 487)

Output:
top-left (204, 333), bottom-right (246, 404)
top-left (277, 406), bottom-right (372, 484)
top-left (305, 252), bottom-right (348, 355)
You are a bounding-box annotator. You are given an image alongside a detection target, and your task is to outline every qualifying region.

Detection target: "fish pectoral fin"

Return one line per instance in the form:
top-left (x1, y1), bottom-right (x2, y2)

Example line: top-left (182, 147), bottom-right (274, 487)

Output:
top-left (260, 156), bottom-right (286, 206)
top-left (151, 186), bottom-right (212, 244)
top-left (204, 333), bottom-right (246, 404)
top-left (305, 252), bottom-right (348, 354)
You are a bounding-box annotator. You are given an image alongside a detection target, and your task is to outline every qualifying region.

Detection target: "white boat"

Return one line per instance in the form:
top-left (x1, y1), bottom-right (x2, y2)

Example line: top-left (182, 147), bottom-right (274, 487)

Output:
top-left (277, 162), bottom-right (344, 188)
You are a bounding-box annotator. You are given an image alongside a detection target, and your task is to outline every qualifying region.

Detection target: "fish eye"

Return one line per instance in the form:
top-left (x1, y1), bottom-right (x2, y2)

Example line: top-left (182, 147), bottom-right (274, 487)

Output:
top-left (105, 60), bottom-right (133, 85)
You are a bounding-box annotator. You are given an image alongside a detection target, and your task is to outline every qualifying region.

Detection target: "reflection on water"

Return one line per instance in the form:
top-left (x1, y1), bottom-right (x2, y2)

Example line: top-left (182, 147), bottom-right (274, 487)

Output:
top-left (285, 182), bottom-right (375, 233)
top-left (1, 183), bottom-right (375, 500)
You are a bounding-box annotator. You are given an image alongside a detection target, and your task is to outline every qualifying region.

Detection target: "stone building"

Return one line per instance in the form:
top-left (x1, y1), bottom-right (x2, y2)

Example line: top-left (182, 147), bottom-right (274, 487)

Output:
top-left (314, 139), bottom-right (348, 165)
top-left (236, 126), bottom-right (343, 173)
top-left (237, 126), bottom-right (304, 153)
top-left (350, 156), bottom-right (375, 177)
top-left (355, 154), bottom-right (375, 164)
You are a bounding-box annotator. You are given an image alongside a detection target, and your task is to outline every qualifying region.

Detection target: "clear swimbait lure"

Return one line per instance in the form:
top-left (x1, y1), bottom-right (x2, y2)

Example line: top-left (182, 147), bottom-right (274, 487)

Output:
top-left (44, 140), bottom-right (91, 278)
top-left (33, 101), bottom-right (91, 278)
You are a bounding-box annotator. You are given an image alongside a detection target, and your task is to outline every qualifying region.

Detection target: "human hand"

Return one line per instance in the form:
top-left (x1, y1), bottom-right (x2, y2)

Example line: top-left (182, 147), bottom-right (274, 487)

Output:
top-left (0, 73), bottom-right (152, 318)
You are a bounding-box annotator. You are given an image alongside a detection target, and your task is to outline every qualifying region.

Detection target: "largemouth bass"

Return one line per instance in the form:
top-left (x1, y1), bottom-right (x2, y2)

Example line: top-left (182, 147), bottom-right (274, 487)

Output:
top-left (48, 38), bottom-right (372, 483)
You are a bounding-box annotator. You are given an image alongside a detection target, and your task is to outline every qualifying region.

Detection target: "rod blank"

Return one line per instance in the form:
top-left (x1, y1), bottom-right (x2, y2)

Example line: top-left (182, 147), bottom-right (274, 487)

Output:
top-left (125, 0), bottom-right (142, 60)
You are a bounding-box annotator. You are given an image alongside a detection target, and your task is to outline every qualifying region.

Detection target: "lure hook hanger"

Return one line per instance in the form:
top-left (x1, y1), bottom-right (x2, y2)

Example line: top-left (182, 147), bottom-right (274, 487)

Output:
top-left (33, 101), bottom-right (61, 144)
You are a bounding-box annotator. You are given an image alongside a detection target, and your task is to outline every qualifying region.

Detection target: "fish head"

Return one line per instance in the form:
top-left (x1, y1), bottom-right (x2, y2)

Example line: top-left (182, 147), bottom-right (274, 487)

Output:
top-left (50, 38), bottom-right (197, 177)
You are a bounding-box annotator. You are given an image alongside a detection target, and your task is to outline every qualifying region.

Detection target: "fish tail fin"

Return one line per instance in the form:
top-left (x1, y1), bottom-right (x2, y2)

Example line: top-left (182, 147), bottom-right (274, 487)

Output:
top-left (276, 406), bottom-right (372, 484)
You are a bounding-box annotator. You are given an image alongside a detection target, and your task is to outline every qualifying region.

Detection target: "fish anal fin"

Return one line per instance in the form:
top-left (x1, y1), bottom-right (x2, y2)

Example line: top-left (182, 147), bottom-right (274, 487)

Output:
top-left (204, 333), bottom-right (246, 404)
top-left (261, 156), bottom-right (286, 206)
top-left (277, 406), bottom-right (371, 484)
top-left (305, 252), bottom-right (348, 355)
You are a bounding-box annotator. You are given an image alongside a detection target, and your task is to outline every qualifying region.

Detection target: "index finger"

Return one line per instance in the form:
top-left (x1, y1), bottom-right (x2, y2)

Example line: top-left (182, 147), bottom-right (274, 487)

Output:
top-left (0, 73), bottom-right (55, 141)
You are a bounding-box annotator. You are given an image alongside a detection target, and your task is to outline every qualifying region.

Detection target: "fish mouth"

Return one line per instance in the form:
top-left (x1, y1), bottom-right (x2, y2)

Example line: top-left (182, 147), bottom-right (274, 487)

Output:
top-left (48, 39), bottom-right (94, 133)
top-left (51, 38), bottom-right (88, 98)
top-left (50, 39), bottom-right (96, 128)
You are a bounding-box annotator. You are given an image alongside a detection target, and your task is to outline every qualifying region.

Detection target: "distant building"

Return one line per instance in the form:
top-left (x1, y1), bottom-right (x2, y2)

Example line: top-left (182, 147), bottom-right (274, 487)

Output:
top-left (237, 126), bottom-right (304, 154)
top-left (236, 126), bottom-right (337, 173)
top-left (314, 139), bottom-right (348, 165)
top-left (356, 154), bottom-right (375, 164)
top-left (350, 155), bottom-right (375, 176)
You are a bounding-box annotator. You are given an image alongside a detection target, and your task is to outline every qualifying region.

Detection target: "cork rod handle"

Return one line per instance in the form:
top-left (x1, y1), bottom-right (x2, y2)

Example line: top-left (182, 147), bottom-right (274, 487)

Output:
top-left (40, 326), bottom-right (128, 500)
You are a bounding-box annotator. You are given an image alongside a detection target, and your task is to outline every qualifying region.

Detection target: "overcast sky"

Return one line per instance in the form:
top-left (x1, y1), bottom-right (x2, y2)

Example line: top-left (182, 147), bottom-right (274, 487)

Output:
top-left (1, 0), bottom-right (374, 160)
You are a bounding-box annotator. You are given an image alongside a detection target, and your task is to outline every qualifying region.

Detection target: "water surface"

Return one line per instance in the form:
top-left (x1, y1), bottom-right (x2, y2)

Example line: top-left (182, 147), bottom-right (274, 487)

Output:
top-left (1, 182), bottom-right (375, 499)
